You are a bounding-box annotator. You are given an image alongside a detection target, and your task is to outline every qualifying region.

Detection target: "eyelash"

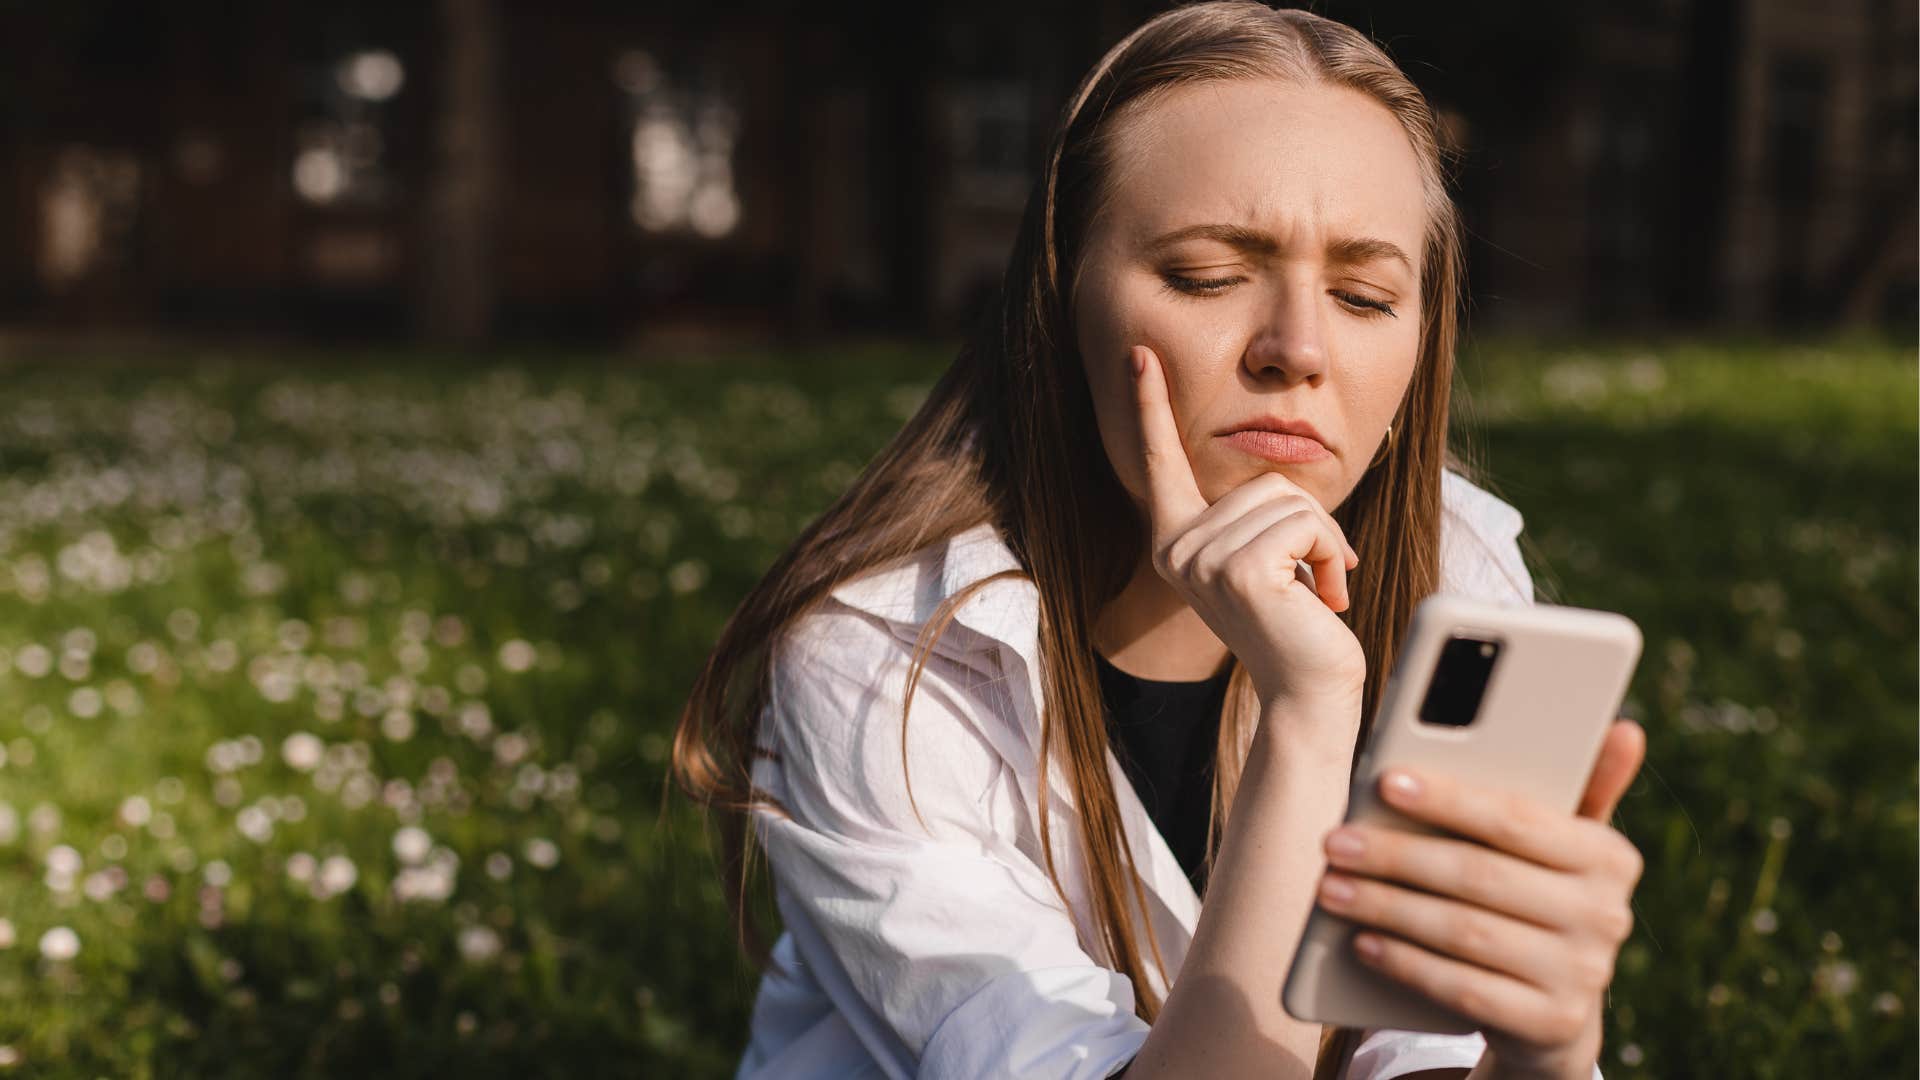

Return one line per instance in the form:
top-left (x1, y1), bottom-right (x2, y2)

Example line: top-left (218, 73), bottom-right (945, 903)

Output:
top-left (1159, 273), bottom-right (1397, 318)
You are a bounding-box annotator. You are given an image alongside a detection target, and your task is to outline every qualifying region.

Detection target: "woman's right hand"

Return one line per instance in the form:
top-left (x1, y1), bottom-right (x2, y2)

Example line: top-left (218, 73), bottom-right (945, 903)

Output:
top-left (1129, 343), bottom-right (1367, 718)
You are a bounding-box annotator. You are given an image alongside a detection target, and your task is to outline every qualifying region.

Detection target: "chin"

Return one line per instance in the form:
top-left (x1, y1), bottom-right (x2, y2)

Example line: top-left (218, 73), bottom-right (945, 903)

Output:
top-left (1198, 463), bottom-right (1306, 505)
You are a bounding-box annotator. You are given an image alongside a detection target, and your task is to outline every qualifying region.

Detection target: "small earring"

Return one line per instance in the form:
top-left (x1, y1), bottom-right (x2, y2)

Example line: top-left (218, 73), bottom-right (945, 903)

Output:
top-left (1369, 422), bottom-right (1396, 469)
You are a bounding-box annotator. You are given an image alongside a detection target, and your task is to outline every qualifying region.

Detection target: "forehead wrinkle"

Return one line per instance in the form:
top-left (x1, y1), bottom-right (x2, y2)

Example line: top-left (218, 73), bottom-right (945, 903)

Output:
top-left (1100, 80), bottom-right (1423, 264)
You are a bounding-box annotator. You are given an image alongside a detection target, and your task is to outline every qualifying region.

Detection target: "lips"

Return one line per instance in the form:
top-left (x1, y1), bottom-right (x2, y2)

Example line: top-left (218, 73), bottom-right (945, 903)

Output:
top-left (1218, 414), bottom-right (1331, 451)
top-left (1220, 428), bottom-right (1332, 463)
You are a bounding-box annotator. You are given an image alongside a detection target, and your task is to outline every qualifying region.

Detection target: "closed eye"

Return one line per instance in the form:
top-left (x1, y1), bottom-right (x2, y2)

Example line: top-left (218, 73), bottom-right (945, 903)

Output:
top-left (1331, 290), bottom-right (1396, 318)
top-left (1160, 274), bottom-right (1397, 319)
top-left (1160, 272), bottom-right (1242, 297)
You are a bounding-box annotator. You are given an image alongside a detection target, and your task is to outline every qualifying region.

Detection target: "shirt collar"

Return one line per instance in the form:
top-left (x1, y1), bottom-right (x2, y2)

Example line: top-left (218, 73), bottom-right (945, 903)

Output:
top-left (815, 469), bottom-right (1526, 989)
top-left (825, 521), bottom-right (1207, 971)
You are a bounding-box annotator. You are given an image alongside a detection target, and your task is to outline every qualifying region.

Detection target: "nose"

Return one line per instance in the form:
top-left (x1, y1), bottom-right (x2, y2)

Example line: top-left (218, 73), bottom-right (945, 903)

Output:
top-left (1242, 282), bottom-right (1329, 385)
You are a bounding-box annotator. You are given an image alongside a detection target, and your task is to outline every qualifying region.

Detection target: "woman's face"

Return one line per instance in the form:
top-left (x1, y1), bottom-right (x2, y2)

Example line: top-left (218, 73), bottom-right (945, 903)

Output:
top-left (1073, 77), bottom-right (1428, 519)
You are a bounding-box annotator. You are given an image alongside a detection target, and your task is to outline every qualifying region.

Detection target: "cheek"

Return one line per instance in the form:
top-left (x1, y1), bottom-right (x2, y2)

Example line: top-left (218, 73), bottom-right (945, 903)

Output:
top-left (1075, 273), bottom-right (1155, 503)
top-left (1081, 293), bottom-right (1247, 506)
top-left (1350, 328), bottom-right (1421, 421)
top-left (1346, 364), bottom-right (1410, 422)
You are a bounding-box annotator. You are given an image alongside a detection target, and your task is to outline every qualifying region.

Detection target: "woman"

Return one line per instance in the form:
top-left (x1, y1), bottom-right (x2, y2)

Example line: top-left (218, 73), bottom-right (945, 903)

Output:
top-left (673, 4), bottom-right (1647, 1077)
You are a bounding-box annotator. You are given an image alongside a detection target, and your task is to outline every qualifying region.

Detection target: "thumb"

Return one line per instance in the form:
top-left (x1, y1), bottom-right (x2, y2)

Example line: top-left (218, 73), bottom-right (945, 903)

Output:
top-left (1575, 719), bottom-right (1646, 822)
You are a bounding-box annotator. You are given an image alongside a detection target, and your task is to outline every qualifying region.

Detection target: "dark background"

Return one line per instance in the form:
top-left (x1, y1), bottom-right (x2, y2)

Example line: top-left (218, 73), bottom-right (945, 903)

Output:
top-left (0, 0), bottom-right (1914, 350)
top-left (0, 4), bottom-right (1913, 1076)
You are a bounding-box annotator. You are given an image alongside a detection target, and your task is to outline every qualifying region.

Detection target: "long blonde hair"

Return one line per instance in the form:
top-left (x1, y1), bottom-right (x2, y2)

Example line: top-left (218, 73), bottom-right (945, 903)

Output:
top-left (673, 4), bottom-right (1476, 1075)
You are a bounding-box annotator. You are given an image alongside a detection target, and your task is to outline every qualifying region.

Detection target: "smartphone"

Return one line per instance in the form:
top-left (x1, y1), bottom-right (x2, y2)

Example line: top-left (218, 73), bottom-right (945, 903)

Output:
top-left (1280, 593), bottom-right (1643, 1033)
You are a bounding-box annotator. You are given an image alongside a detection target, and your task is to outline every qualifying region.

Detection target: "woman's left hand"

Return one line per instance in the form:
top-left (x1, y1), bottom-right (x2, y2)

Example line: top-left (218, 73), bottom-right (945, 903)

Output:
top-left (1314, 719), bottom-right (1648, 1080)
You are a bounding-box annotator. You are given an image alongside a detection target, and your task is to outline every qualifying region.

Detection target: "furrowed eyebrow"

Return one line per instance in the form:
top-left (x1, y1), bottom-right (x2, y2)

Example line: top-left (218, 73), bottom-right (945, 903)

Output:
top-left (1147, 223), bottom-right (1414, 274)
top-left (1146, 222), bottom-right (1278, 255)
top-left (1326, 235), bottom-right (1414, 273)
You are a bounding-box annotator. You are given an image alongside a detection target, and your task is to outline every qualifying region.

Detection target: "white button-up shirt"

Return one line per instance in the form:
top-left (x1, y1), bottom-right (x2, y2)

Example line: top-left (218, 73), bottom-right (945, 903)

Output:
top-left (735, 469), bottom-right (1605, 1079)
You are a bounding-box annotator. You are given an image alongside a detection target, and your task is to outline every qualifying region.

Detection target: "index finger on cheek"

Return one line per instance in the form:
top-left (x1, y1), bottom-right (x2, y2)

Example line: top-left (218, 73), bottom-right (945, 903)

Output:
top-left (1132, 344), bottom-right (1208, 539)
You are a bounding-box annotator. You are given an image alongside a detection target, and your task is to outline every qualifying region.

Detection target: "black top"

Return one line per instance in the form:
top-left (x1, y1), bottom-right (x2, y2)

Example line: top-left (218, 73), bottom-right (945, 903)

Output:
top-left (1094, 650), bottom-right (1232, 897)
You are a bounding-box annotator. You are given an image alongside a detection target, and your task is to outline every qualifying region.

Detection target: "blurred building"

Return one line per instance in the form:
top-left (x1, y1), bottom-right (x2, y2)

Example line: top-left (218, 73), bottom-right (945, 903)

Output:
top-left (0, 0), bottom-right (1912, 346)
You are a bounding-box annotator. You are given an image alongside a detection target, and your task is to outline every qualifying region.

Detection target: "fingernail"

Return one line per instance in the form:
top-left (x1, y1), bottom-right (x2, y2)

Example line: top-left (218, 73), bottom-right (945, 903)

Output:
top-left (1383, 771), bottom-right (1421, 801)
top-left (1319, 874), bottom-right (1355, 904)
top-left (1130, 348), bottom-right (1145, 378)
top-left (1354, 933), bottom-right (1383, 959)
top-left (1326, 827), bottom-right (1365, 859)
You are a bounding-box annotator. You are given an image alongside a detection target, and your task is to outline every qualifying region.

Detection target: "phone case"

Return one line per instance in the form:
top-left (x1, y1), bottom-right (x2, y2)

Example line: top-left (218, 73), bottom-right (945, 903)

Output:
top-left (1281, 593), bottom-right (1643, 1033)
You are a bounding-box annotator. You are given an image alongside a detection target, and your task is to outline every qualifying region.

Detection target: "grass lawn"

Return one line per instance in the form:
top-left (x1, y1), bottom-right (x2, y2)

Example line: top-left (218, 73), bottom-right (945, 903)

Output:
top-left (0, 336), bottom-right (1911, 1076)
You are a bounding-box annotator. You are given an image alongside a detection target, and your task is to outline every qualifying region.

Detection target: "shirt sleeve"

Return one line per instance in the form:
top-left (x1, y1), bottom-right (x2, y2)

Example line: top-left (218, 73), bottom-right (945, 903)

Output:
top-left (1346, 1027), bottom-right (1606, 1079)
top-left (1439, 473), bottom-right (1535, 607)
top-left (1348, 1027), bottom-right (1487, 1078)
top-left (751, 603), bottom-right (1151, 1080)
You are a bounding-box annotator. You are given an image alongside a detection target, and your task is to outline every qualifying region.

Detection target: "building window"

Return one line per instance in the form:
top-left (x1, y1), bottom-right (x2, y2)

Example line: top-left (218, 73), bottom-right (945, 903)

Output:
top-left (614, 49), bottom-right (742, 239)
top-left (38, 146), bottom-right (142, 292)
top-left (292, 48), bottom-right (407, 208)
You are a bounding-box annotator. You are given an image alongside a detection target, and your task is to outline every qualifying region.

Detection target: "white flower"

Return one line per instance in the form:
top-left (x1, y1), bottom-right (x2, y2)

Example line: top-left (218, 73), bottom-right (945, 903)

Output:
top-left (27, 803), bottom-right (59, 837)
top-left (1814, 960), bottom-right (1860, 997)
top-left (66, 688), bottom-right (102, 719)
top-left (496, 639), bottom-right (536, 674)
top-left (119, 796), bottom-right (152, 828)
top-left (0, 918), bottom-right (15, 948)
top-left (285, 852), bottom-right (316, 884)
top-left (44, 845), bottom-right (82, 878)
top-left (82, 868), bottom-right (126, 902)
top-left (281, 732), bottom-right (324, 772)
top-left (381, 709), bottom-right (415, 742)
top-left (458, 702), bottom-right (492, 740)
top-left (492, 733), bottom-right (530, 767)
top-left (667, 559), bottom-right (708, 594)
top-left (457, 925), bottom-right (502, 963)
top-left (38, 926), bottom-right (79, 962)
top-left (523, 837), bottom-right (559, 869)
top-left (315, 855), bottom-right (357, 898)
top-left (236, 805), bottom-right (274, 844)
top-left (392, 826), bottom-right (432, 865)
top-left (14, 645), bottom-right (51, 679)
top-left (391, 847), bottom-right (459, 904)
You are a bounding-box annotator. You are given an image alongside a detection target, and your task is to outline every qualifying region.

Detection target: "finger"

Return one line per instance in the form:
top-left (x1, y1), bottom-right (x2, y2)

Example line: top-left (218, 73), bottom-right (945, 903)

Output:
top-left (1187, 470), bottom-right (1360, 568)
top-left (1349, 928), bottom-right (1585, 1046)
top-left (1243, 512), bottom-right (1350, 610)
top-left (1575, 720), bottom-right (1646, 822)
top-left (1131, 345), bottom-right (1209, 541)
top-left (1322, 823), bottom-right (1596, 935)
top-left (1374, 767), bottom-right (1623, 875)
top-left (1317, 870), bottom-right (1581, 994)
top-left (1201, 504), bottom-right (1350, 611)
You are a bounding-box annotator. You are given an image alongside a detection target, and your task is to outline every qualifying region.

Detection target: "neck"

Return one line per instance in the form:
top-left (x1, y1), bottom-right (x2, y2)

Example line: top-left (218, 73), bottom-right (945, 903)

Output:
top-left (1092, 551), bottom-right (1231, 682)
